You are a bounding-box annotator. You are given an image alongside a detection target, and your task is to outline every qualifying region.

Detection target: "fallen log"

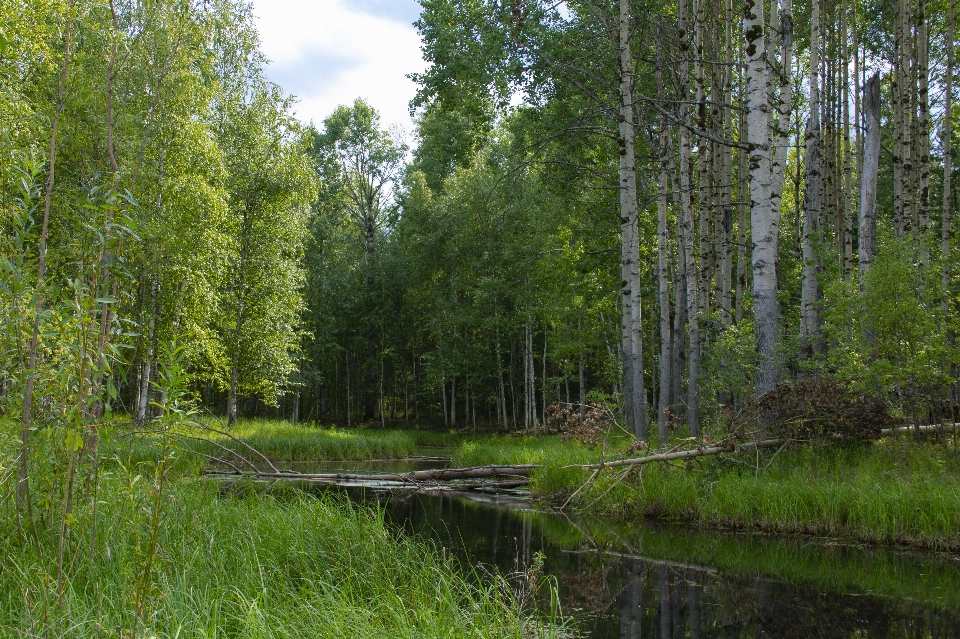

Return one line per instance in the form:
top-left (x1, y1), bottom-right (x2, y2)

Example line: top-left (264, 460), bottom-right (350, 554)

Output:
top-left (206, 464), bottom-right (538, 483)
top-left (576, 439), bottom-right (787, 470)
top-left (575, 422), bottom-right (960, 471)
top-left (880, 423), bottom-right (960, 436)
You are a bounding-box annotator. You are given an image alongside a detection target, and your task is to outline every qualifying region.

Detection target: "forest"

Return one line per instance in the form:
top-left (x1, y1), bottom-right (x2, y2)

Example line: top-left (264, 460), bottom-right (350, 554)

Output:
top-left (0, 0), bottom-right (958, 636)
top-left (2, 0), bottom-right (955, 438)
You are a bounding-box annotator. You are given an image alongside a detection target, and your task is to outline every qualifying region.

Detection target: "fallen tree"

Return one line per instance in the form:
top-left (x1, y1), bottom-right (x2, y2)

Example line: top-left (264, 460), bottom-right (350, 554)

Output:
top-left (576, 422), bottom-right (960, 471)
top-left (206, 464), bottom-right (537, 483)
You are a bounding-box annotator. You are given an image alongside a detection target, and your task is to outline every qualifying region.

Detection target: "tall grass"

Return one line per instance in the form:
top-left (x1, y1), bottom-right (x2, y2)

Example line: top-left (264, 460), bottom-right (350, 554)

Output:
top-left (552, 438), bottom-right (960, 549)
top-left (0, 478), bottom-right (557, 638)
top-left (98, 419), bottom-right (465, 476)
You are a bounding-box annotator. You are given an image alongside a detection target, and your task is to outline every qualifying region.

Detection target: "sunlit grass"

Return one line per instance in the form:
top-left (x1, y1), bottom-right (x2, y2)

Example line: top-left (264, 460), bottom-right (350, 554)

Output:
top-left (0, 479), bottom-right (558, 638)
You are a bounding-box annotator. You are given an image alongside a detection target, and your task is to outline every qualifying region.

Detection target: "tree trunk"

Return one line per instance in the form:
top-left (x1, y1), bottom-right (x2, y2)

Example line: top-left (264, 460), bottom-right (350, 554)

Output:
top-left (679, 0), bottom-right (701, 434)
top-left (842, 0), bottom-right (855, 283)
top-left (770, 0), bottom-right (794, 249)
top-left (801, 0), bottom-right (824, 359)
top-left (720, 0), bottom-right (735, 328)
top-left (735, 93), bottom-right (749, 324)
top-left (944, 0), bottom-right (955, 285)
top-left (227, 366), bottom-right (238, 427)
top-left (578, 312), bottom-right (587, 424)
top-left (136, 284), bottom-right (155, 425)
top-left (617, 0), bottom-right (647, 438)
top-left (916, 0), bottom-right (931, 263)
top-left (656, 42), bottom-right (673, 443)
top-left (744, 0), bottom-right (779, 395)
top-left (858, 73), bottom-right (882, 283)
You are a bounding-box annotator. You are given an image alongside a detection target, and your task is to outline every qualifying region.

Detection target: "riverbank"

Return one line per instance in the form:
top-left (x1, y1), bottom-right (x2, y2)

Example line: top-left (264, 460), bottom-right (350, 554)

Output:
top-left (449, 432), bottom-right (960, 551)
top-left (167, 421), bottom-right (960, 551)
top-left (0, 419), bottom-right (559, 638)
top-left (0, 480), bottom-right (555, 638)
top-left (110, 418), bottom-right (960, 551)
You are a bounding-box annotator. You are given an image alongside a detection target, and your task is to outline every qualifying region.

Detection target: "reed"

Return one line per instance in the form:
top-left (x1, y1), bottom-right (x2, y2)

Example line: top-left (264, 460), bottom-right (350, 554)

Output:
top-left (0, 478), bottom-right (557, 638)
top-left (554, 438), bottom-right (960, 550)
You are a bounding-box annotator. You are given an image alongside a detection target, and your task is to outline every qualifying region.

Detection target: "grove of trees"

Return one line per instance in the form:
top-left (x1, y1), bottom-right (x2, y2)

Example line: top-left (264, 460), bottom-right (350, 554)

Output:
top-left (295, 0), bottom-right (959, 440)
top-left (2, 0), bottom-right (959, 487)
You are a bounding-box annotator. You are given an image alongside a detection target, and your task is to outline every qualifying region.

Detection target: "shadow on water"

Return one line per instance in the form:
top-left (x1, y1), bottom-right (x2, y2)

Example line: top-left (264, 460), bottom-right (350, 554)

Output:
top-left (351, 488), bottom-right (960, 638)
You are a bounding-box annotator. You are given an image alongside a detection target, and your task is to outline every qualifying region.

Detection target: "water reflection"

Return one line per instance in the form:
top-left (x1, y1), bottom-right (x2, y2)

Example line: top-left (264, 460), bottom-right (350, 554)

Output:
top-left (368, 490), bottom-right (960, 638)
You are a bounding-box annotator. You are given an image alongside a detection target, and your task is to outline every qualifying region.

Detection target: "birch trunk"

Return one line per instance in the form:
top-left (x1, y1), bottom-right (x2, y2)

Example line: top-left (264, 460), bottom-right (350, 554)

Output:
top-left (842, 0), bottom-right (855, 283)
top-left (679, 0), bottom-right (701, 434)
top-left (618, 0), bottom-right (647, 438)
top-left (916, 0), bottom-right (931, 263)
top-left (656, 42), bottom-right (673, 442)
top-left (136, 278), bottom-right (156, 424)
top-left (858, 74), bottom-right (882, 283)
top-left (227, 367), bottom-right (238, 426)
top-left (770, 0), bottom-right (794, 230)
top-left (944, 0), bottom-right (955, 280)
top-left (801, 0), bottom-right (824, 358)
top-left (744, 0), bottom-right (779, 394)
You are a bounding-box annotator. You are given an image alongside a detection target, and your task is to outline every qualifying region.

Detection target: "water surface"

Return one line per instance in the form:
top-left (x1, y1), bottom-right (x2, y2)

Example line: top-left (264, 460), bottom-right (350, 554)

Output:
top-left (373, 490), bottom-right (960, 638)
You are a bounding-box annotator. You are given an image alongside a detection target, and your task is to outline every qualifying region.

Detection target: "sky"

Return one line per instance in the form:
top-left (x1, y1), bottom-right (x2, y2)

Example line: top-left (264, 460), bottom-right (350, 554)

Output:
top-left (252, 0), bottom-right (427, 134)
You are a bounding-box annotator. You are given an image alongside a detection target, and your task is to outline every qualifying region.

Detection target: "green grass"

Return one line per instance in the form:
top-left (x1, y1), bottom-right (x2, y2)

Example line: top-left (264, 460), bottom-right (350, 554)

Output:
top-left (99, 419), bottom-right (467, 477)
top-left (196, 419), bottom-right (421, 461)
top-left (104, 419), bottom-right (960, 550)
top-left (534, 437), bottom-right (960, 550)
top-left (0, 478), bottom-right (559, 638)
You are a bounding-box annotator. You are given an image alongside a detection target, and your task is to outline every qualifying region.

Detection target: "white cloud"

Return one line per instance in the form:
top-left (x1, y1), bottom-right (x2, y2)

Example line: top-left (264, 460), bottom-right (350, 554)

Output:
top-left (252, 0), bottom-right (426, 133)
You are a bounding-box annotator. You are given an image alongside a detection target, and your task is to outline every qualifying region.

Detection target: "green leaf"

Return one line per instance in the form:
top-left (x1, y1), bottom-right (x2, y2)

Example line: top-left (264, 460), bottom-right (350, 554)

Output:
top-left (64, 429), bottom-right (84, 452)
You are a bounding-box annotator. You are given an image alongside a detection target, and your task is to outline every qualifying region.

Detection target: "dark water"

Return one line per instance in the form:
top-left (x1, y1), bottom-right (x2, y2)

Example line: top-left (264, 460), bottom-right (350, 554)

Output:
top-left (260, 455), bottom-right (960, 638)
top-left (350, 488), bottom-right (960, 638)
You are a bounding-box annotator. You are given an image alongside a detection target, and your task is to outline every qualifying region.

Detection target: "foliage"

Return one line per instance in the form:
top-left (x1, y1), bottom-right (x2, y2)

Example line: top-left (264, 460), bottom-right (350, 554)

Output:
top-left (822, 232), bottom-right (959, 420)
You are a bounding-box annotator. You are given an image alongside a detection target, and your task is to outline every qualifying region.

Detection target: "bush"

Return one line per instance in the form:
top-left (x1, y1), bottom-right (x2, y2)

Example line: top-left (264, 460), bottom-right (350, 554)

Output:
top-left (727, 377), bottom-right (897, 442)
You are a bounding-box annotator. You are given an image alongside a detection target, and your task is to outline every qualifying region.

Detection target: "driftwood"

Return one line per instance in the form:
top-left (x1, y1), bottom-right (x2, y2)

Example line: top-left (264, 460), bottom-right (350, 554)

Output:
top-left (206, 464), bottom-right (537, 483)
top-left (205, 422), bottom-right (959, 490)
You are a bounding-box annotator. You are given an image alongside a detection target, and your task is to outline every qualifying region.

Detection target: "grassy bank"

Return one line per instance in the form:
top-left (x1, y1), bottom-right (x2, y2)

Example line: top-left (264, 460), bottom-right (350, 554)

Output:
top-left (107, 420), bottom-right (960, 551)
top-left (439, 430), bottom-right (960, 550)
top-left (101, 419), bottom-right (461, 475)
top-left (0, 478), bottom-right (556, 638)
top-left (504, 436), bottom-right (960, 551)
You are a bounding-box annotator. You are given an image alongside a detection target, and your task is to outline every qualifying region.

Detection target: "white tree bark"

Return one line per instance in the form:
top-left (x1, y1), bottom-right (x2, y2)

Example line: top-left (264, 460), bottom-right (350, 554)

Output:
top-left (842, 0), bottom-right (855, 283)
top-left (617, 0), bottom-right (647, 438)
top-left (679, 0), bottom-right (701, 433)
top-left (801, 0), bottom-right (823, 359)
top-left (769, 0), bottom-right (794, 221)
top-left (744, 0), bottom-right (779, 395)
top-left (858, 73), bottom-right (882, 283)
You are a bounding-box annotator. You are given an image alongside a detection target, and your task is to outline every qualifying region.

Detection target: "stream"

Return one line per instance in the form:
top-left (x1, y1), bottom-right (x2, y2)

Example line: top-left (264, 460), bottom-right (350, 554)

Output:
top-left (259, 455), bottom-right (960, 637)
